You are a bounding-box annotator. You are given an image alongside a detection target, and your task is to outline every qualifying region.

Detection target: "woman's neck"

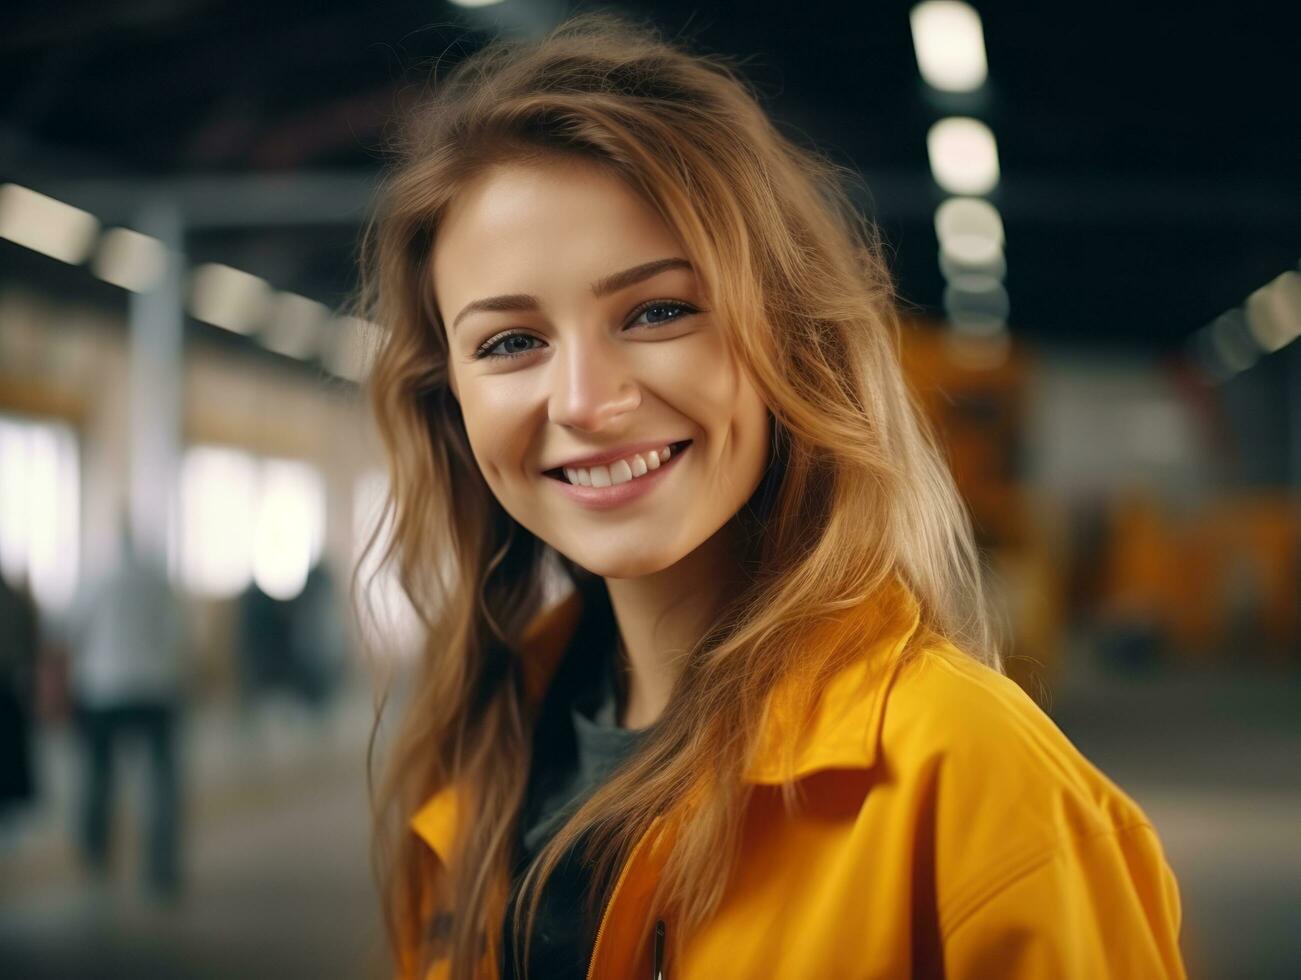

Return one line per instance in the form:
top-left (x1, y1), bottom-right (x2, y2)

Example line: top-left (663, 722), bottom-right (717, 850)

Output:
top-left (603, 520), bottom-right (745, 729)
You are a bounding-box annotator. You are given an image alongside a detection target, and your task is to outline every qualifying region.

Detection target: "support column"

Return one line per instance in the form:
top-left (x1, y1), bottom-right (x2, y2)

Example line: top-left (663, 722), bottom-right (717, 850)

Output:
top-left (127, 201), bottom-right (184, 568)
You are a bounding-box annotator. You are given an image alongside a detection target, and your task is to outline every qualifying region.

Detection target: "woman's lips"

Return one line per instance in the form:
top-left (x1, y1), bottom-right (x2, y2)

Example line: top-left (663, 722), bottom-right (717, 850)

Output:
top-left (545, 440), bottom-right (691, 510)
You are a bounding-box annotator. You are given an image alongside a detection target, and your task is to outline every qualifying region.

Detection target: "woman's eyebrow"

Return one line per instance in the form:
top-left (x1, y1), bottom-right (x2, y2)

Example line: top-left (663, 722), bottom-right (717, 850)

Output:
top-left (450, 257), bottom-right (693, 331)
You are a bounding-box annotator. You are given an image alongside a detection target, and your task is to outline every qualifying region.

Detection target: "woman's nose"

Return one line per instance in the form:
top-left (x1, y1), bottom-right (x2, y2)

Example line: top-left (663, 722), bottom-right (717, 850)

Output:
top-left (548, 335), bottom-right (641, 431)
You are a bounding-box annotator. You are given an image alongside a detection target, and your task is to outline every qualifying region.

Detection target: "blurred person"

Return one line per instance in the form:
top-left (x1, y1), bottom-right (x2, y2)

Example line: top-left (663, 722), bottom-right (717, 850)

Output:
top-left (236, 563), bottom-right (348, 713)
top-left (68, 523), bottom-right (185, 899)
top-left (0, 572), bottom-right (39, 816)
top-left (288, 560), bottom-right (349, 710)
top-left (361, 13), bottom-right (1187, 980)
top-left (235, 579), bottom-right (294, 708)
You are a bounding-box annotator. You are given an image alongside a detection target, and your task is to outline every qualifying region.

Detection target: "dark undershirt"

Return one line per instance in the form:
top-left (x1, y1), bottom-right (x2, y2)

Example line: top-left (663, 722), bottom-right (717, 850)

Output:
top-left (500, 640), bottom-right (652, 979)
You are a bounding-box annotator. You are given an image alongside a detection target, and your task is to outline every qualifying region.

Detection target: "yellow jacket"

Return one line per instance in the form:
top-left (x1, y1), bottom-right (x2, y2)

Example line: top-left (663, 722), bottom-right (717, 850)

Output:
top-left (412, 579), bottom-right (1186, 978)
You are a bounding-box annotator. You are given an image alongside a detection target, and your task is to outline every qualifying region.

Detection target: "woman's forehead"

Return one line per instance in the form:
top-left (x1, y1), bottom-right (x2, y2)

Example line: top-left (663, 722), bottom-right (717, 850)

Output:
top-left (431, 159), bottom-right (690, 308)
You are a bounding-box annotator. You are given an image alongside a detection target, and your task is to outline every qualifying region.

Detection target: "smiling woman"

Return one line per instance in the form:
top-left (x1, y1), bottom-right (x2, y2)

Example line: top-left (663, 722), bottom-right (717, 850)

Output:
top-left (432, 156), bottom-right (770, 583)
top-left (357, 11), bottom-right (1185, 980)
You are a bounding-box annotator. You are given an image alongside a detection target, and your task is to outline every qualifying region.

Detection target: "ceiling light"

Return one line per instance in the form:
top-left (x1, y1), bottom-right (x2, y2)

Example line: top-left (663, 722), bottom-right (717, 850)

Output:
top-left (0, 183), bottom-right (99, 265)
top-left (189, 263), bottom-right (272, 335)
top-left (910, 1), bottom-right (988, 92)
top-left (935, 196), bottom-right (1004, 270)
top-left (927, 117), bottom-right (1000, 195)
top-left (260, 292), bottom-right (329, 359)
top-left (92, 227), bottom-right (169, 293)
top-left (1245, 270), bottom-right (1301, 353)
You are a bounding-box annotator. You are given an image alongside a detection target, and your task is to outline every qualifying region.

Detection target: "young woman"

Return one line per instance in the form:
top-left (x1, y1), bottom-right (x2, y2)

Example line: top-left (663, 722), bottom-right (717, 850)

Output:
top-left (360, 13), bottom-right (1186, 980)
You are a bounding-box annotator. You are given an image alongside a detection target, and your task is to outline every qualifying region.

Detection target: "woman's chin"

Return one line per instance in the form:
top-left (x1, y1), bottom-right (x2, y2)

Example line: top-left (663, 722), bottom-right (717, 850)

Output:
top-left (558, 545), bottom-right (683, 581)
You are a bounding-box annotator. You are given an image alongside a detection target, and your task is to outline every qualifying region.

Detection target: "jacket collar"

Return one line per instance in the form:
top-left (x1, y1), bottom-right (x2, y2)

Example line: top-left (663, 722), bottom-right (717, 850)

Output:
top-left (412, 576), bottom-right (922, 862)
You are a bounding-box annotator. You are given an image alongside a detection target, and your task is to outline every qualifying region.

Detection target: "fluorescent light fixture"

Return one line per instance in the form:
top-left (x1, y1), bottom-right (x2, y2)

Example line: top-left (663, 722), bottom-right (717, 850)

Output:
top-left (935, 196), bottom-right (1004, 271)
top-left (0, 183), bottom-right (100, 265)
top-left (910, 1), bottom-right (988, 92)
top-left (260, 291), bottom-right (329, 359)
top-left (92, 227), bottom-right (169, 293)
top-left (1245, 270), bottom-right (1301, 353)
top-left (189, 263), bottom-right (272, 335)
top-left (927, 117), bottom-right (1000, 195)
top-left (448, 0), bottom-right (506, 6)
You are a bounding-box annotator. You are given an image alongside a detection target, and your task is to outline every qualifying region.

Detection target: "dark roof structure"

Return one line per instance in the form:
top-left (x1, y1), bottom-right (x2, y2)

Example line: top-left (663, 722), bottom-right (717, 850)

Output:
top-left (3, 0), bottom-right (1298, 350)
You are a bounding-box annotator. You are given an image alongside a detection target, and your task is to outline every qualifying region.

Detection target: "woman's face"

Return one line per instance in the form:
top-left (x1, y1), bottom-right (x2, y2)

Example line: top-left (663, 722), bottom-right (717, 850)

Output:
top-left (432, 157), bottom-right (771, 579)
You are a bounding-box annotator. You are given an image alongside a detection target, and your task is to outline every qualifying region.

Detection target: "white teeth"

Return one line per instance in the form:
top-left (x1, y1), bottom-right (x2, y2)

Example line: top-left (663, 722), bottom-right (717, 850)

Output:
top-left (564, 443), bottom-right (682, 486)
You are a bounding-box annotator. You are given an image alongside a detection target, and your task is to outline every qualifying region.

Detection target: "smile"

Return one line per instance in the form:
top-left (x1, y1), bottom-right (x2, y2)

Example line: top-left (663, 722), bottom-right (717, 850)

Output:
top-left (544, 440), bottom-right (692, 509)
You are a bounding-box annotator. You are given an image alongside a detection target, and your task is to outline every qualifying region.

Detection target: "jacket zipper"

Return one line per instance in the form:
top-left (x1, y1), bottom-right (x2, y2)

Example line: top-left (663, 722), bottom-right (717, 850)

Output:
top-left (584, 821), bottom-right (661, 980)
top-left (652, 919), bottom-right (666, 979)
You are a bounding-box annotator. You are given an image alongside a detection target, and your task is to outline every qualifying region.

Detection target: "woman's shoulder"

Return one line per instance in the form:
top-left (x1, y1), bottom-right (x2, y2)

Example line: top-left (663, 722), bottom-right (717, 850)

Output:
top-left (879, 636), bottom-right (1155, 842)
top-left (869, 637), bottom-right (1184, 970)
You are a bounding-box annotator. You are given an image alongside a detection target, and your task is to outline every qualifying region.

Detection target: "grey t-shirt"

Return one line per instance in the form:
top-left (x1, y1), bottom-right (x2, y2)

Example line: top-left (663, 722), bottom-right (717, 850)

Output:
top-left (502, 652), bottom-right (653, 979)
top-left (520, 657), bottom-right (649, 856)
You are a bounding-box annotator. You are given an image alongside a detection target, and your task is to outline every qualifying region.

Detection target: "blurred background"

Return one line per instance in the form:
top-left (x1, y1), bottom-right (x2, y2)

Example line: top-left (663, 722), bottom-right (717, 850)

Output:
top-left (1, 1), bottom-right (1297, 977)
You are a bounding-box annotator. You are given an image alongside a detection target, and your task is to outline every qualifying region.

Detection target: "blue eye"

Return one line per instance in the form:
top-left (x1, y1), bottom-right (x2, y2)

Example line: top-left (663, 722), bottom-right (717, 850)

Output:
top-left (477, 333), bottom-right (543, 360)
top-left (628, 299), bottom-right (696, 326)
top-left (472, 299), bottom-right (698, 361)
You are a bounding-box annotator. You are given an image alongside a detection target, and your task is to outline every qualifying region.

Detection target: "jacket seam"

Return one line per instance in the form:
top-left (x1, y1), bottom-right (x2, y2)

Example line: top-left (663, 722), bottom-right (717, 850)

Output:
top-left (939, 819), bottom-right (1156, 941)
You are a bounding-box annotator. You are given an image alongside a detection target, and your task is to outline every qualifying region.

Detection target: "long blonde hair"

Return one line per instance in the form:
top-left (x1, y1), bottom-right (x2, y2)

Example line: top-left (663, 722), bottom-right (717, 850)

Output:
top-left (359, 11), bottom-right (997, 979)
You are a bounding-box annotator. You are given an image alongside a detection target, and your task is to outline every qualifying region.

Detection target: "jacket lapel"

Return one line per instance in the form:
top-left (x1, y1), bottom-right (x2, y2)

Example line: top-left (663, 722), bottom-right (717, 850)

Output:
top-left (744, 575), bottom-right (922, 783)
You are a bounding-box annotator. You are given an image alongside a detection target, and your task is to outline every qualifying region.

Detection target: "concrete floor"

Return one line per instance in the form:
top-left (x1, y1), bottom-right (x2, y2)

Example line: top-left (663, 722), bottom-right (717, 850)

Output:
top-left (2, 663), bottom-right (1298, 979)
top-left (1051, 660), bottom-right (1301, 980)
top-left (1, 693), bottom-right (388, 980)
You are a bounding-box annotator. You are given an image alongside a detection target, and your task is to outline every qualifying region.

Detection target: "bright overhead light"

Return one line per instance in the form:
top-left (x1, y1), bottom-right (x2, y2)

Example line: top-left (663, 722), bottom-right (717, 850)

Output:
top-left (910, 1), bottom-right (988, 92)
top-left (1245, 270), bottom-right (1301, 353)
top-left (260, 292), bottom-right (329, 359)
top-left (447, 0), bottom-right (506, 6)
top-left (0, 183), bottom-right (99, 265)
top-left (189, 263), bottom-right (272, 335)
top-left (935, 196), bottom-right (1004, 270)
top-left (927, 117), bottom-right (1000, 195)
top-left (92, 227), bottom-right (169, 293)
